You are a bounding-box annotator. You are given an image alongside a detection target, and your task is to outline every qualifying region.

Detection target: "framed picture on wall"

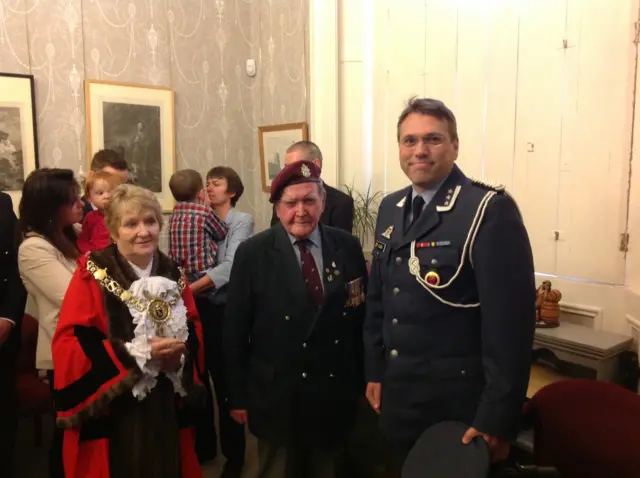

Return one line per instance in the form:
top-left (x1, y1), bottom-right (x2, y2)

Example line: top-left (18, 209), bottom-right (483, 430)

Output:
top-left (0, 72), bottom-right (39, 212)
top-left (258, 122), bottom-right (309, 192)
top-left (85, 79), bottom-right (175, 211)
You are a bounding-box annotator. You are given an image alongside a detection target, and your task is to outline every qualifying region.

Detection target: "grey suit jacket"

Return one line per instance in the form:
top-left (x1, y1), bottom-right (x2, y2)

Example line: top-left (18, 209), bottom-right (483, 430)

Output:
top-left (205, 208), bottom-right (254, 304)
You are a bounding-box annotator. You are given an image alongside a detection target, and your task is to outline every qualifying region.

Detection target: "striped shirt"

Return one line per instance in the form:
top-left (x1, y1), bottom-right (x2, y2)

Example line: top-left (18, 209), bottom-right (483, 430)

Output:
top-left (168, 201), bottom-right (228, 275)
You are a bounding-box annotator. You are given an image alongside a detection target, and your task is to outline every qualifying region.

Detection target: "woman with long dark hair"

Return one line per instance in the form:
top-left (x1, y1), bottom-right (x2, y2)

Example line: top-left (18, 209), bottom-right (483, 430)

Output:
top-left (18, 168), bottom-right (83, 478)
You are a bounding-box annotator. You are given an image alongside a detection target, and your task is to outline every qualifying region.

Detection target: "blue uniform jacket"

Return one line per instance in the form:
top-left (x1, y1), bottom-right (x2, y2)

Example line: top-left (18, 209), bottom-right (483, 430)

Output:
top-left (364, 164), bottom-right (536, 444)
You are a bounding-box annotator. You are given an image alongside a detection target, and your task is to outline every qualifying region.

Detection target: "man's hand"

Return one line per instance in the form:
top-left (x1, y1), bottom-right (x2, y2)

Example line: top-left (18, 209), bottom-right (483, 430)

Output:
top-left (230, 409), bottom-right (248, 424)
top-left (0, 320), bottom-right (14, 348)
top-left (366, 382), bottom-right (382, 414)
top-left (462, 427), bottom-right (510, 463)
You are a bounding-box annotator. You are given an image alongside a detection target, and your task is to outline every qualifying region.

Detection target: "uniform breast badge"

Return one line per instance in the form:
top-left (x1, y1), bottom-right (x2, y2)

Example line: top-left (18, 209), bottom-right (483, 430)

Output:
top-left (424, 271), bottom-right (440, 286)
top-left (382, 225), bottom-right (394, 239)
top-left (408, 240), bottom-right (481, 309)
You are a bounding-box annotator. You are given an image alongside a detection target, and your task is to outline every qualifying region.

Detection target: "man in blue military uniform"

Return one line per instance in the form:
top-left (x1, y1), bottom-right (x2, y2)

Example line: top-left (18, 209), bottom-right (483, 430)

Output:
top-left (364, 97), bottom-right (536, 477)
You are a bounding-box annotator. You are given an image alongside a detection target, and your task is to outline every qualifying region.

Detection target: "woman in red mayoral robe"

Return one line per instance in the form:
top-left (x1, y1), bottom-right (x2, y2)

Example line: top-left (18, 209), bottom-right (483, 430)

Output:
top-left (52, 185), bottom-right (205, 478)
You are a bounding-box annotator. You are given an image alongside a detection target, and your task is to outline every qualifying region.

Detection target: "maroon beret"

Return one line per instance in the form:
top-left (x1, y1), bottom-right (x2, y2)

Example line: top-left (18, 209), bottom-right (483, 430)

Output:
top-left (269, 160), bottom-right (321, 203)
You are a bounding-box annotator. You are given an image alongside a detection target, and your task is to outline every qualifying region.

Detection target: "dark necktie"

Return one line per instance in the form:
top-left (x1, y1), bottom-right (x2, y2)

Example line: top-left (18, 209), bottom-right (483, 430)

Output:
top-left (296, 239), bottom-right (324, 307)
top-left (410, 195), bottom-right (426, 228)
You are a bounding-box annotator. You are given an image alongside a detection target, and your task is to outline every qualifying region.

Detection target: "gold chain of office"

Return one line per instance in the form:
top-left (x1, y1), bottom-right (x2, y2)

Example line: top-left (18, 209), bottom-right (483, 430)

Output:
top-left (86, 259), bottom-right (186, 326)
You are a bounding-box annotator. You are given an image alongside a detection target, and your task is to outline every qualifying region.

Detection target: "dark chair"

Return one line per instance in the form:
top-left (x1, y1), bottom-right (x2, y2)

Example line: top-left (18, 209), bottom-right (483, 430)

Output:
top-left (522, 379), bottom-right (640, 478)
top-left (15, 314), bottom-right (51, 446)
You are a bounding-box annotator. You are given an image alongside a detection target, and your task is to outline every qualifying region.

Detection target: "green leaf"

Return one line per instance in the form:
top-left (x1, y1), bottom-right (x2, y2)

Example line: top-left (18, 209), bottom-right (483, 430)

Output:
top-left (342, 180), bottom-right (383, 247)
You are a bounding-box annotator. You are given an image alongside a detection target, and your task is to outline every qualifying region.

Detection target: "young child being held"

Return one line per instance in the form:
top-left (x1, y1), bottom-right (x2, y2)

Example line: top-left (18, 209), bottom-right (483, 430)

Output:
top-left (77, 171), bottom-right (122, 254)
top-left (168, 169), bottom-right (228, 292)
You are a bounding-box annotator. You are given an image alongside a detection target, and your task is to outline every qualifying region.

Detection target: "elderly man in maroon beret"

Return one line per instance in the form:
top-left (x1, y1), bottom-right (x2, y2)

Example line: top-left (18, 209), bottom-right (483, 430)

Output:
top-left (223, 160), bottom-right (368, 478)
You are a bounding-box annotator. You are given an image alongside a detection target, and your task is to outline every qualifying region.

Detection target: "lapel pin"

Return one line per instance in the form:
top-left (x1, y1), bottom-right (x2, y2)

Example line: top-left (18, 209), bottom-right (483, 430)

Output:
top-left (332, 261), bottom-right (336, 268)
top-left (382, 225), bottom-right (394, 239)
top-left (327, 275), bottom-right (334, 282)
top-left (334, 270), bottom-right (340, 276)
top-left (424, 271), bottom-right (441, 286)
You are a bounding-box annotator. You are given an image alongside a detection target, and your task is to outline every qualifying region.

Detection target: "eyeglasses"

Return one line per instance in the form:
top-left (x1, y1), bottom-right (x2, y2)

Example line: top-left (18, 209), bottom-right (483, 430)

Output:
top-left (400, 133), bottom-right (449, 148)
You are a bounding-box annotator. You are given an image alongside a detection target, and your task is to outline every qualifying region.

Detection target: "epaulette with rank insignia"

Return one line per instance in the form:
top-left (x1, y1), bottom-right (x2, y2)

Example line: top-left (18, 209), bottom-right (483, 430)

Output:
top-left (470, 177), bottom-right (505, 192)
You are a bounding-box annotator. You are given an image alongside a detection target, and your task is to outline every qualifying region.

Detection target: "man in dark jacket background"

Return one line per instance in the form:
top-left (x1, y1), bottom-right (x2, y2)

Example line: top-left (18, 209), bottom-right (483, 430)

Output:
top-left (270, 141), bottom-right (355, 234)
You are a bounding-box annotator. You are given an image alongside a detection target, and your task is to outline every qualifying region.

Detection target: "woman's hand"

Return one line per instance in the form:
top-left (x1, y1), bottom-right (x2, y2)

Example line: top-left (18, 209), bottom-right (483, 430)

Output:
top-left (150, 337), bottom-right (186, 371)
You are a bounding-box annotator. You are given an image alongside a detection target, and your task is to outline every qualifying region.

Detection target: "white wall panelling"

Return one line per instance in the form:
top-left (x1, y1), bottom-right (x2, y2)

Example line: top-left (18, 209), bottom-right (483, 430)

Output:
top-left (308, 0), bottom-right (338, 187)
top-left (338, 0), bottom-right (640, 334)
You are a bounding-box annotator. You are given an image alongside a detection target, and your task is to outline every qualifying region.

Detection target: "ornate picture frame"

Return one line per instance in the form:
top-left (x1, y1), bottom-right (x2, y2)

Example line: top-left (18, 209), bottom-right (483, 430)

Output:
top-left (258, 122), bottom-right (309, 192)
top-left (0, 72), bottom-right (39, 212)
top-left (85, 79), bottom-right (175, 211)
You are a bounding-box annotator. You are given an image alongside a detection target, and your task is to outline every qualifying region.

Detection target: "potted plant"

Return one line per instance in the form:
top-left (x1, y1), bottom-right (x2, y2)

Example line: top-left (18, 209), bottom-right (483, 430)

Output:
top-left (343, 183), bottom-right (384, 260)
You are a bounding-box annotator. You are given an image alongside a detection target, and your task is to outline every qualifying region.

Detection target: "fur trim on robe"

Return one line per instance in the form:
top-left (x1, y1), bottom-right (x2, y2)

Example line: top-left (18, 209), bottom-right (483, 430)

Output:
top-left (51, 245), bottom-right (205, 478)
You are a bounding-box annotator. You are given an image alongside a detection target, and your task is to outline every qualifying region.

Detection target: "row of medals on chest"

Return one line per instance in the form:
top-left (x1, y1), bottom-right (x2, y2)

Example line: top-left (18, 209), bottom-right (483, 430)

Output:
top-left (381, 225), bottom-right (448, 287)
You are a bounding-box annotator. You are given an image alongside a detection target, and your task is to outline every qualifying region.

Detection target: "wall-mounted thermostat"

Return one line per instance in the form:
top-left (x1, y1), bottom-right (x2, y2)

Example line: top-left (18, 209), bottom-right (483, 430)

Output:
top-left (246, 59), bottom-right (256, 77)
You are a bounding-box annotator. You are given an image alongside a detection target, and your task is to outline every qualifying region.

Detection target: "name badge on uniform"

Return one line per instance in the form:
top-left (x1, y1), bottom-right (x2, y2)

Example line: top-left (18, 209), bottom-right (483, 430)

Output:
top-left (374, 240), bottom-right (387, 253)
top-left (346, 277), bottom-right (365, 308)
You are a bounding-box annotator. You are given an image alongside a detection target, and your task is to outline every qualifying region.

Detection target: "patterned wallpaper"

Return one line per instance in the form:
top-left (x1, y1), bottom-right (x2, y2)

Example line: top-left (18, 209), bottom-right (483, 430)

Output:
top-left (0, 0), bottom-right (308, 235)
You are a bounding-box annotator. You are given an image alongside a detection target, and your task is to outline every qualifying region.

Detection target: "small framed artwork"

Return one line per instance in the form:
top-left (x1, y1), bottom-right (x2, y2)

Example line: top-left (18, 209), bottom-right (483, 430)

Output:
top-left (258, 122), bottom-right (309, 192)
top-left (0, 73), bottom-right (38, 213)
top-left (85, 79), bottom-right (175, 211)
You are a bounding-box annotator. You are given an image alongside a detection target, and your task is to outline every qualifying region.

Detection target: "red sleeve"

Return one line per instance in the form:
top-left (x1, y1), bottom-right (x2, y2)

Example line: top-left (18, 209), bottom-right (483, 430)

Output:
top-left (52, 257), bottom-right (141, 429)
top-left (93, 219), bottom-right (112, 250)
top-left (206, 209), bottom-right (229, 242)
top-left (77, 212), bottom-right (96, 255)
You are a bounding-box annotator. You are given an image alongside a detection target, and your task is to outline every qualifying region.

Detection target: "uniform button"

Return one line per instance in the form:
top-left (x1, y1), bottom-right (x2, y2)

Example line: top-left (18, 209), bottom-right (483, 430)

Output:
top-left (431, 258), bottom-right (438, 265)
top-left (302, 343), bottom-right (307, 348)
top-left (395, 257), bottom-right (402, 264)
top-left (285, 315), bottom-right (290, 321)
top-left (393, 287), bottom-right (400, 295)
top-left (334, 340), bottom-right (339, 345)
top-left (343, 312), bottom-right (347, 316)
top-left (302, 372), bottom-right (307, 378)
top-left (390, 349), bottom-right (399, 358)
top-left (329, 373), bottom-right (334, 378)
top-left (461, 370), bottom-right (466, 376)
top-left (4, 251), bottom-right (8, 255)
top-left (392, 318), bottom-right (398, 325)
